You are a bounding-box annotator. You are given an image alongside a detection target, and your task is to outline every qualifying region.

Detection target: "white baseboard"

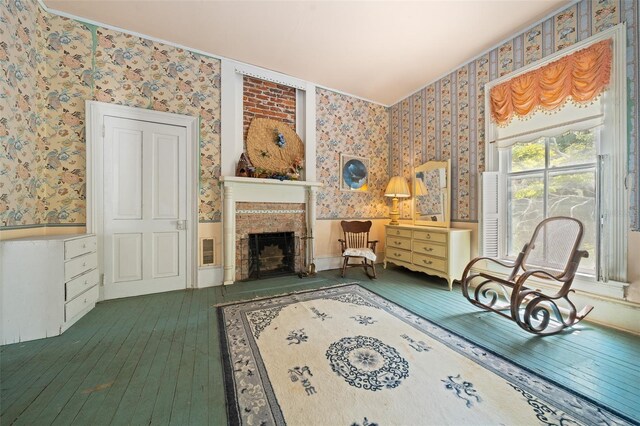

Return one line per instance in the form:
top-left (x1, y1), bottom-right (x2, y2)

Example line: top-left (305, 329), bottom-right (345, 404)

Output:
top-left (573, 294), bottom-right (640, 334)
top-left (197, 266), bottom-right (224, 288)
top-left (314, 256), bottom-right (343, 271)
top-left (470, 266), bottom-right (640, 335)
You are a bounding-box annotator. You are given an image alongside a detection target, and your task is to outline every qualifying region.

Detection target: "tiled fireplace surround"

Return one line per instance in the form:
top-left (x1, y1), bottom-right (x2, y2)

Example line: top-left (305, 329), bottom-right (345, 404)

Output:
top-left (235, 202), bottom-right (306, 280)
top-left (221, 177), bottom-right (321, 284)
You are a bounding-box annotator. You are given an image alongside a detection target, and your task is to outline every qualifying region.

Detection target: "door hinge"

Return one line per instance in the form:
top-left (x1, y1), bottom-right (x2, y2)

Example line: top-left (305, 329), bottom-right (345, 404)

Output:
top-left (102, 124), bottom-right (105, 137)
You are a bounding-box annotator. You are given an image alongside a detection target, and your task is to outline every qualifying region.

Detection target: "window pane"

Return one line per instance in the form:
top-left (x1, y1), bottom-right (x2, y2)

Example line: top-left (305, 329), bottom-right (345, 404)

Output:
top-left (508, 175), bottom-right (544, 257)
top-left (548, 169), bottom-right (597, 273)
top-left (510, 137), bottom-right (545, 172)
top-left (549, 129), bottom-right (597, 168)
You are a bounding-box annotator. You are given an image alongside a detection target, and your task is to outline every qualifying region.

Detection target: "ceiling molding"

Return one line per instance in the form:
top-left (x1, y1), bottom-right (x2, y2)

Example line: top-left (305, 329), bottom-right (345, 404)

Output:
top-left (37, 0), bottom-right (390, 107)
top-left (40, 0), bottom-right (572, 107)
top-left (387, 0), bottom-right (582, 106)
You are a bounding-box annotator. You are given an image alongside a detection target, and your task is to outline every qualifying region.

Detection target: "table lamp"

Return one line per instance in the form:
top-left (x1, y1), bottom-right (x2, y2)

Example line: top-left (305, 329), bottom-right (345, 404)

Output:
top-left (384, 176), bottom-right (410, 225)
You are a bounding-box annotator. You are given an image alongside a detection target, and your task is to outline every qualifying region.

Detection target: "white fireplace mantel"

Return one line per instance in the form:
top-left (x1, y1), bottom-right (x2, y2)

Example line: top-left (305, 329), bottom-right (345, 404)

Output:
top-left (221, 176), bottom-right (322, 284)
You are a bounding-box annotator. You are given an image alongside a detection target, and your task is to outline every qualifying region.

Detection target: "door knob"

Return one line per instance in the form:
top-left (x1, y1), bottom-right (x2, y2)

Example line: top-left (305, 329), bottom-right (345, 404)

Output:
top-left (177, 220), bottom-right (186, 230)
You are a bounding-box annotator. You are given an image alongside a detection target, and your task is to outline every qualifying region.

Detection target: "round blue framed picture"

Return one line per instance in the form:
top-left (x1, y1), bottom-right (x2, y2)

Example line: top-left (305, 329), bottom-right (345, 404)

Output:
top-left (340, 154), bottom-right (369, 191)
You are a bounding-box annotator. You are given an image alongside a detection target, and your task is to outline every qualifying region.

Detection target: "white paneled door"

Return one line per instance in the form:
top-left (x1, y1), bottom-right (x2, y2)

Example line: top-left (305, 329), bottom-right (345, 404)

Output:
top-left (103, 116), bottom-right (187, 299)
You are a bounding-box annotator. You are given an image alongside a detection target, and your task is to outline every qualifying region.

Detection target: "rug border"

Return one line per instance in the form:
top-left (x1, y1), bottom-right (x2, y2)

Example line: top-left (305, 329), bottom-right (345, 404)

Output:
top-left (217, 282), bottom-right (637, 425)
top-left (214, 282), bottom-right (359, 308)
top-left (217, 307), bottom-right (241, 426)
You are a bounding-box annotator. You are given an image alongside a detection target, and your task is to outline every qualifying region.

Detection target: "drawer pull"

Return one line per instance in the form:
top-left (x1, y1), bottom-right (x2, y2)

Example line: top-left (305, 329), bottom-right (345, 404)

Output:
top-left (426, 234), bottom-right (431, 239)
top-left (394, 252), bottom-right (401, 256)
top-left (84, 298), bottom-right (87, 303)
top-left (82, 243), bottom-right (86, 248)
top-left (424, 247), bottom-right (433, 252)
top-left (82, 262), bottom-right (86, 267)
top-left (395, 230), bottom-right (400, 235)
top-left (422, 259), bottom-right (433, 265)
top-left (394, 241), bottom-right (401, 245)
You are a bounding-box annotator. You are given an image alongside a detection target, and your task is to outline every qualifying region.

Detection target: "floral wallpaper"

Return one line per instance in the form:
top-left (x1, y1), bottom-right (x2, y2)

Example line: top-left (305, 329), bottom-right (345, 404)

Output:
top-left (555, 5), bottom-right (578, 52)
top-left (390, 0), bottom-right (638, 229)
top-left (0, 0), bottom-right (42, 226)
top-left (40, 12), bottom-right (92, 224)
top-left (316, 88), bottom-right (389, 219)
top-left (93, 28), bottom-right (221, 222)
top-left (2, 0), bottom-right (636, 230)
top-left (0, 0), bottom-right (221, 228)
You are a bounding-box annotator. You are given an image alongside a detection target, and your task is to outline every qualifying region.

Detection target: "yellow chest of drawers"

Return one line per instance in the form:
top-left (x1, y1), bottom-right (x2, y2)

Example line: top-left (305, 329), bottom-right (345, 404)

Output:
top-left (384, 225), bottom-right (470, 290)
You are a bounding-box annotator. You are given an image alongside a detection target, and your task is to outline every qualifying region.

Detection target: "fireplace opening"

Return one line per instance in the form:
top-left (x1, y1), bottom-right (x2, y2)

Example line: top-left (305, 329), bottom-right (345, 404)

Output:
top-left (244, 232), bottom-right (299, 280)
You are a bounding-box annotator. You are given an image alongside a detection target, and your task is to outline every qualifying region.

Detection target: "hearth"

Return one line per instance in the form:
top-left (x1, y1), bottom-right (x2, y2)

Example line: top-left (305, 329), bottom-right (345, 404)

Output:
top-left (243, 232), bottom-right (300, 280)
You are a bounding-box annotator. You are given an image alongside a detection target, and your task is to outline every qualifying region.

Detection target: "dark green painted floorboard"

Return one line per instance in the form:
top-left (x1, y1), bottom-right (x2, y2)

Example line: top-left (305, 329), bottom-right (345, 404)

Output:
top-left (21, 295), bottom-right (160, 425)
top-left (127, 291), bottom-right (189, 425)
top-left (1, 296), bottom-right (140, 425)
top-left (50, 294), bottom-right (158, 426)
top-left (1, 267), bottom-right (639, 425)
top-left (208, 285), bottom-right (226, 425)
top-left (149, 289), bottom-right (194, 425)
top-left (186, 284), bottom-right (209, 425)
top-left (86, 293), bottom-right (170, 425)
top-left (108, 290), bottom-right (186, 425)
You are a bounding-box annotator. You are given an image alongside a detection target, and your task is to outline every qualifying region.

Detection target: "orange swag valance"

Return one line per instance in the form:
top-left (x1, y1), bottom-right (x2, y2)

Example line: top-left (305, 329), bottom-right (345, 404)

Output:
top-left (490, 39), bottom-right (612, 125)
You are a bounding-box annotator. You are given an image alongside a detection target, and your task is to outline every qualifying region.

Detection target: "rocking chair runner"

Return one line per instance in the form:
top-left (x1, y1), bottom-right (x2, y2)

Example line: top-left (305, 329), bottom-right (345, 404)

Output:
top-left (339, 220), bottom-right (378, 279)
top-left (461, 216), bottom-right (593, 335)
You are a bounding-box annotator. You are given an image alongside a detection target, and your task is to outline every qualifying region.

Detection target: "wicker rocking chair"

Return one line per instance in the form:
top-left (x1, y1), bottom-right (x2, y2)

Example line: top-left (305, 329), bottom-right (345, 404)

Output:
top-left (339, 220), bottom-right (378, 279)
top-left (461, 216), bottom-right (593, 335)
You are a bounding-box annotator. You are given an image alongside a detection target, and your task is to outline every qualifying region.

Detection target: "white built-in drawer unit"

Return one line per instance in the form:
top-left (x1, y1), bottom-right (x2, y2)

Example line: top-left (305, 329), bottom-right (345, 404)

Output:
top-left (64, 251), bottom-right (98, 282)
top-left (384, 224), bottom-right (470, 290)
top-left (1, 234), bottom-right (99, 345)
top-left (65, 236), bottom-right (98, 260)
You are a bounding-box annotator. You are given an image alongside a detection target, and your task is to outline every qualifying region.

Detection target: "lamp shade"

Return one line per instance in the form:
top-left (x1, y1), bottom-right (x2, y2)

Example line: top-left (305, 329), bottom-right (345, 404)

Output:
top-left (415, 178), bottom-right (428, 196)
top-left (384, 176), bottom-right (410, 198)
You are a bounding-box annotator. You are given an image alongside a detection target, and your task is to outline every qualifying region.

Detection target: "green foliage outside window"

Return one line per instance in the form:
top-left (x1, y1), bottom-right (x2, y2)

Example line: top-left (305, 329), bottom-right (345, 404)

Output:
top-left (510, 130), bottom-right (596, 199)
top-left (507, 130), bottom-right (597, 273)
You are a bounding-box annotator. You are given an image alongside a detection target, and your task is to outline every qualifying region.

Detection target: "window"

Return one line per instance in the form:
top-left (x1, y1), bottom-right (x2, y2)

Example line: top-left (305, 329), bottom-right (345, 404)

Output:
top-left (483, 26), bottom-right (628, 288)
top-left (503, 129), bottom-right (598, 275)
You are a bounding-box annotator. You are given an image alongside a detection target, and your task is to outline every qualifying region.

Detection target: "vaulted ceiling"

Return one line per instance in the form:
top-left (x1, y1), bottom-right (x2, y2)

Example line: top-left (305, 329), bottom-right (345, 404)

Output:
top-left (44, 0), bottom-right (569, 105)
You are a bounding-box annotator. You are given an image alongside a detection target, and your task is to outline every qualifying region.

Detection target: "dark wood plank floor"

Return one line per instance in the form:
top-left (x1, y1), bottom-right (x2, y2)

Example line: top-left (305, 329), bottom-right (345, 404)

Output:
top-left (1, 266), bottom-right (639, 425)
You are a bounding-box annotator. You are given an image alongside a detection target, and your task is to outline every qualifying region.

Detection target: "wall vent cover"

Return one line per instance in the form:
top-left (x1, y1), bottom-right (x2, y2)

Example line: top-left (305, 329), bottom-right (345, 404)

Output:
top-left (201, 238), bottom-right (215, 266)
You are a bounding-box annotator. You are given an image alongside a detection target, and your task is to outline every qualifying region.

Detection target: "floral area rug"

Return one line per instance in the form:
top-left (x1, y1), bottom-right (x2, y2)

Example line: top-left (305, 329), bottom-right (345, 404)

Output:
top-left (218, 284), bottom-right (631, 425)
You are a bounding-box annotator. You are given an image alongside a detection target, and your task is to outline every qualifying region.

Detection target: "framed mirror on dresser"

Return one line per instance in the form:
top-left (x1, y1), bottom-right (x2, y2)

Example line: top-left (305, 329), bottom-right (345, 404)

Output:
top-left (384, 160), bottom-right (470, 290)
top-left (413, 160), bottom-right (451, 227)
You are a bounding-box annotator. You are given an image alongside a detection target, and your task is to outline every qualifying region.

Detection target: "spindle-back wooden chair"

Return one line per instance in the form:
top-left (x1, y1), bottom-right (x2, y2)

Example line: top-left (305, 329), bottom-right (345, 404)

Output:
top-left (339, 220), bottom-right (378, 279)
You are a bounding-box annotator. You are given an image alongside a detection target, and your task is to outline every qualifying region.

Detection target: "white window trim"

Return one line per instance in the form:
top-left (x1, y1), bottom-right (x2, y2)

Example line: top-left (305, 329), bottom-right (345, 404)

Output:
top-left (481, 24), bottom-right (629, 299)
